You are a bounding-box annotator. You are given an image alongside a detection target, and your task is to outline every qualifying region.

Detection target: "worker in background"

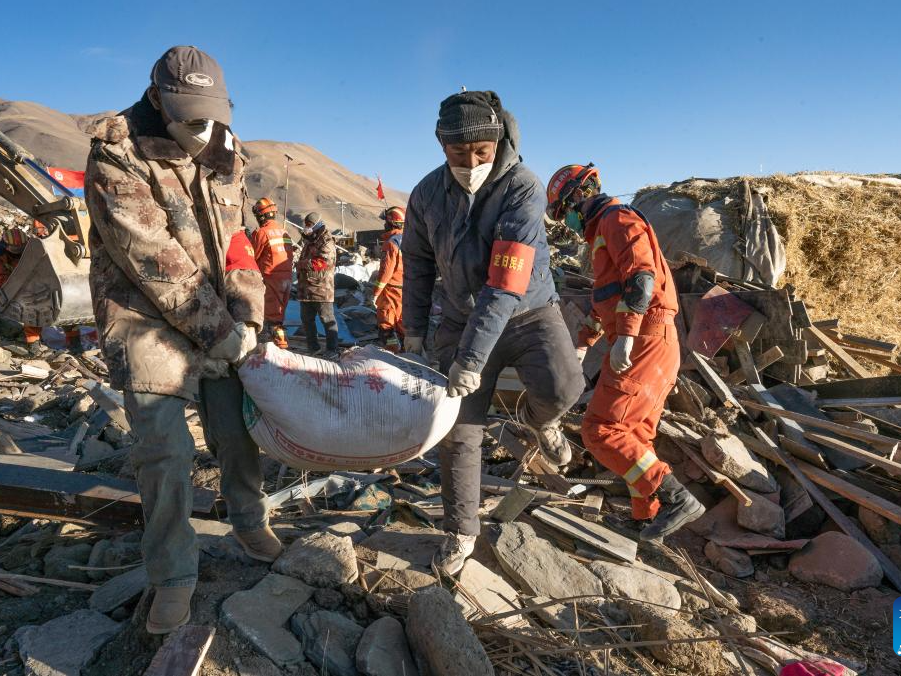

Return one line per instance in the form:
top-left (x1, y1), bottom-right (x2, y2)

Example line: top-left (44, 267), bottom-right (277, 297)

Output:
top-left (373, 206), bottom-right (405, 352)
top-left (85, 46), bottom-right (281, 635)
top-left (296, 212), bottom-right (338, 358)
top-left (403, 91), bottom-right (584, 575)
top-left (547, 163), bottom-right (704, 541)
top-left (250, 198), bottom-right (294, 349)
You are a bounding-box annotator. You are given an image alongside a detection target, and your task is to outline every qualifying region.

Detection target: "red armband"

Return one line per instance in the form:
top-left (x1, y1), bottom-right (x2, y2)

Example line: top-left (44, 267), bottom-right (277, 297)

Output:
top-left (226, 231), bottom-right (259, 272)
top-left (311, 257), bottom-right (328, 272)
top-left (486, 240), bottom-right (535, 295)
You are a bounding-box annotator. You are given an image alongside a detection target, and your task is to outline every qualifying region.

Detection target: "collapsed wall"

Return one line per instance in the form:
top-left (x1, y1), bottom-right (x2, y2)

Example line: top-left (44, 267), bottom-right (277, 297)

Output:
top-left (634, 173), bottom-right (901, 346)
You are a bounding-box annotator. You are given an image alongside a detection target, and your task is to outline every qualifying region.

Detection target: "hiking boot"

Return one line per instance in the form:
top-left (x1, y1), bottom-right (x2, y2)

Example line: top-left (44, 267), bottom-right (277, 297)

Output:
top-left (146, 585), bottom-right (193, 634)
top-left (26, 341), bottom-right (43, 357)
top-left (432, 532), bottom-right (477, 577)
top-left (639, 474), bottom-right (706, 541)
top-left (233, 525), bottom-right (283, 562)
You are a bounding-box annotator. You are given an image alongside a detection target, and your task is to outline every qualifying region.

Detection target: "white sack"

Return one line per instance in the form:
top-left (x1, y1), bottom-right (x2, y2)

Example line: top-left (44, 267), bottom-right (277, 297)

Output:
top-left (239, 343), bottom-right (460, 471)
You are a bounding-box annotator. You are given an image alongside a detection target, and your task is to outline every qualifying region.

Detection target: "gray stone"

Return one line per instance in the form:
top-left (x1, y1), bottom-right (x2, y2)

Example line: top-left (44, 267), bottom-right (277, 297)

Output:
top-left (14, 609), bottom-right (121, 676)
top-left (454, 559), bottom-right (525, 627)
top-left (736, 490), bottom-right (786, 539)
top-left (313, 587), bottom-right (345, 610)
top-left (406, 587), bottom-right (493, 676)
top-left (86, 540), bottom-right (111, 581)
top-left (42, 543), bottom-right (92, 582)
top-left (191, 517), bottom-right (254, 564)
top-left (88, 565), bottom-right (148, 613)
top-left (587, 560), bottom-right (682, 615)
top-left (704, 541), bottom-right (754, 578)
top-left (674, 580), bottom-right (710, 612)
top-left (488, 522), bottom-right (605, 599)
top-left (700, 433), bottom-right (778, 493)
top-left (789, 531), bottom-right (882, 591)
top-left (356, 617), bottom-right (420, 676)
top-left (292, 610), bottom-right (363, 676)
top-left (274, 532), bottom-right (358, 587)
top-left (858, 506), bottom-right (901, 545)
top-left (220, 573), bottom-right (313, 667)
top-left (532, 597), bottom-right (607, 644)
top-left (629, 605), bottom-right (729, 675)
top-left (325, 521), bottom-right (367, 544)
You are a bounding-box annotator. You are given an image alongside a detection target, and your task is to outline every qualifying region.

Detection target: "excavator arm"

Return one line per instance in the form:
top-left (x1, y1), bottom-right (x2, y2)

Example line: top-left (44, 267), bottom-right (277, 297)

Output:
top-left (0, 131), bottom-right (94, 326)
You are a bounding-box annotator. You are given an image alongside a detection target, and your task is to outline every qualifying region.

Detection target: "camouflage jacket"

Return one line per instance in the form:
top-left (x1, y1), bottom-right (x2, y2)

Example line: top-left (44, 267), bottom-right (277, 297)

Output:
top-left (296, 227), bottom-right (336, 302)
top-left (84, 94), bottom-right (264, 400)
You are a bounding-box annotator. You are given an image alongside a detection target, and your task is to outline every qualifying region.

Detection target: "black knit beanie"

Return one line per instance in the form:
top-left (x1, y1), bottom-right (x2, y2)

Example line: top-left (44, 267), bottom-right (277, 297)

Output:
top-left (435, 90), bottom-right (504, 145)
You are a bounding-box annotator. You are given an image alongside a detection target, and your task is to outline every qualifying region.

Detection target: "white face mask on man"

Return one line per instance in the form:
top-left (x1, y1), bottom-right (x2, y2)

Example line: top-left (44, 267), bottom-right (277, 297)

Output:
top-left (166, 119), bottom-right (215, 156)
top-left (450, 162), bottom-right (493, 194)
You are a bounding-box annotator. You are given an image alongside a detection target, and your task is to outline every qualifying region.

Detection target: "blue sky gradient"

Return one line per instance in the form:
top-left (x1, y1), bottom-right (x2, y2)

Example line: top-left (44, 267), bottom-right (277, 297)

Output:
top-left (2, 1), bottom-right (899, 196)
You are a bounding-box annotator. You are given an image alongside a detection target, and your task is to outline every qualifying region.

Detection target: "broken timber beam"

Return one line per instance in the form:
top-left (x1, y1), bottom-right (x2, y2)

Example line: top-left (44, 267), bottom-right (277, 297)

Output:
top-left (741, 399), bottom-right (900, 453)
top-left (688, 351), bottom-right (743, 409)
top-left (487, 424), bottom-right (578, 495)
top-left (802, 432), bottom-right (900, 474)
top-left (725, 346), bottom-right (784, 386)
top-left (803, 326), bottom-right (873, 379)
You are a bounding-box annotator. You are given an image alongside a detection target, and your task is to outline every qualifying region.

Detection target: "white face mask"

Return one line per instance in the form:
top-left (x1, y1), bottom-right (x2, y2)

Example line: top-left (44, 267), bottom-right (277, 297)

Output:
top-left (450, 162), bottom-right (493, 194)
top-left (166, 119), bottom-right (214, 156)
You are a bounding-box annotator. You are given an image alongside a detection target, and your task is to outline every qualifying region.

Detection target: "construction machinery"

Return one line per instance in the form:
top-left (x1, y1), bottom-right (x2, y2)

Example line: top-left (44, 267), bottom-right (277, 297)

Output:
top-left (0, 130), bottom-right (93, 327)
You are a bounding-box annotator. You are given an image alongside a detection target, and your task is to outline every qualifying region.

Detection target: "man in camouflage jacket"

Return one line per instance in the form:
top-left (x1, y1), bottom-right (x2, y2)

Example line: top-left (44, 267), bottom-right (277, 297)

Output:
top-left (295, 212), bottom-right (339, 354)
top-left (85, 46), bottom-right (282, 635)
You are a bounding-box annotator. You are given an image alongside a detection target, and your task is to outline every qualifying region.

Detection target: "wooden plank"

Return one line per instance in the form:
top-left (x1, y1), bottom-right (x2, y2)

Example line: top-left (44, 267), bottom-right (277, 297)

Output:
top-left (803, 326), bottom-right (872, 379)
top-left (812, 318), bottom-right (840, 330)
top-left (531, 505), bottom-right (637, 564)
top-left (582, 493), bottom-right (604, 523)
top-left (741, 399), bottom-right (900, 451)
top-left (0, 464), bottom-right (216, 526)
top-left (733, 340), bottom-right (761, 386)
top-left (740, 428), bottom-right (901, 591)
top-left (489, 485), bottom-right (536, 523)
top-left (822, 328), bottom-right (897, 354)
top-left (817, 396), bottom-right (901, 408)
top-left (726, 346), bottom-right (784, 385)
top-left (144, 625), bottom-right (215, 676)
top-left (799, 375), bottom-right (901, 399)
top-left (746, 385), bottom-right (830, 467)
top-left (688, 351), bottom-right (742, 409)
top-left (845, 351), bottom-right (901, 374)
top-left (685, 287), bottom-right (755, 358)
top-left (802, 432), bottom-right (901, 475)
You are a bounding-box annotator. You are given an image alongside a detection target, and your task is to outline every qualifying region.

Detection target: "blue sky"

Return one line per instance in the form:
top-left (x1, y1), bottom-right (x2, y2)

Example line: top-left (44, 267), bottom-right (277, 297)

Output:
top-left (2, 1), bottom-right (900, 197)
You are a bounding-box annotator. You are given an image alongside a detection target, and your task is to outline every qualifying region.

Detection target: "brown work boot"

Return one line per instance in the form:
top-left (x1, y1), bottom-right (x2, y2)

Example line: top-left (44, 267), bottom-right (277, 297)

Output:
top-left (233, 525), bottom-right (283, 562)
top-left (146, 585), bottom-right (193, 634)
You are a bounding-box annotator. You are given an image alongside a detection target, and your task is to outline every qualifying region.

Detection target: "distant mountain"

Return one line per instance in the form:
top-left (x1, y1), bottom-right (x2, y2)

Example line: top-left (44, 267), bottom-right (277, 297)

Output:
top-left (0, 98), bottom-right (406, 232)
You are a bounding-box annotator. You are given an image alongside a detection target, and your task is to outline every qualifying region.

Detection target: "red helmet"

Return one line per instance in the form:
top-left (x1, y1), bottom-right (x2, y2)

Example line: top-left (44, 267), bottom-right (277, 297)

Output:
top-left (252, 197), bottom-right (278, 222)
top-left (2, 228), bottom-right (26, 254)
top-left (546, 163), bottom-right (601, 220)
top-left (383, 206), bottom-right (405, 228)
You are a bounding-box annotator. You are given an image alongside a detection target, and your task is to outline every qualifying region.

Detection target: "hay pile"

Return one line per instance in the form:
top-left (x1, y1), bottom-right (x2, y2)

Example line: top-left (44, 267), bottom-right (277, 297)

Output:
top-left (640, 172), bottom-right (901, 347)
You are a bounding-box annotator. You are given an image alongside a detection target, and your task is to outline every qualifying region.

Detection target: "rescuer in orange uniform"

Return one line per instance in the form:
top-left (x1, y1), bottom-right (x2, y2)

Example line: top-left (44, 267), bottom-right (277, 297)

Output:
top-left (547, 164), bottom-right (704, 540)
top-left (374, 206), bottom-right (405, 351)
top-left (250, 198), bottom-right (294, 349)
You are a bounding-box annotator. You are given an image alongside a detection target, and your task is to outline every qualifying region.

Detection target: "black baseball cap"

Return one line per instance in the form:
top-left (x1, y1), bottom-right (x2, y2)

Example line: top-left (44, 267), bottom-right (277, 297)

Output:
top-left (151, 45), bottom-right (231, 125)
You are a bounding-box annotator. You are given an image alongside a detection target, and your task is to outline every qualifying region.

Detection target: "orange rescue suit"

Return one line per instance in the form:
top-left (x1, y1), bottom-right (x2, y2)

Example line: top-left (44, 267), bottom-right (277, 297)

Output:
top-left (579, 197), bottom-right (680, 520)
top-left (250, 219), bottom-right (295, 323)
top-left (374, 228), bottom-right (404, 346)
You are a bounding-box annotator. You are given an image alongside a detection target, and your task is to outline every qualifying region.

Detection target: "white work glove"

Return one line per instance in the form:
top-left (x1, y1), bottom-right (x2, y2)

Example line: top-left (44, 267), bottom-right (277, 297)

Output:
top-left (609, 335), bottom-right (635, 374)
top-left (200, 358), bottom-right (230, 380)
top-left (447, 362), bottom-right (481, 398)
top-left (403, 336), bottom-right (425, 356)
top-left (209, 323), bottom-right (257, 365)
top-left (575, 347), bottom-right (588, 364)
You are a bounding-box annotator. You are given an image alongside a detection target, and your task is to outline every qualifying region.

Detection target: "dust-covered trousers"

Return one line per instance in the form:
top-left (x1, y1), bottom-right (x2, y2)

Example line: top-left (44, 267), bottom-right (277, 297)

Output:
top-left (263, 272), bottom-right (293, 324)
top-left (124, 374), bottom-right (268, 588)
top-left (376, 285), bottom-right (404, 344)
top-left (581, 321), bottom-right (680, 520)
top-left (435, 303), bottom-right (585, 536)
top-left (301, 301), bottom-right (339, 352)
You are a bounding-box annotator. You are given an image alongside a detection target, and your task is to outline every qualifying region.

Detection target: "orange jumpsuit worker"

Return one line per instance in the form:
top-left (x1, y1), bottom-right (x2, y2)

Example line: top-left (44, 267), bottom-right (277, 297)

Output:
top-left (250, 198), bottom-right (294, 349)
top-left (374, 206), bottom-right (405, 351)
top-left (547, 163), bottom-right (705, 541)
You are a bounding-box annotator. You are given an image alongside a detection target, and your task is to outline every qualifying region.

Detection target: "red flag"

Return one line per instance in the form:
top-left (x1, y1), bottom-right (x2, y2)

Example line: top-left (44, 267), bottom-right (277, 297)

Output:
top-left (47, 167), bottom-right (85, 196)
top-left (376, 177), bottom-right (385, 201)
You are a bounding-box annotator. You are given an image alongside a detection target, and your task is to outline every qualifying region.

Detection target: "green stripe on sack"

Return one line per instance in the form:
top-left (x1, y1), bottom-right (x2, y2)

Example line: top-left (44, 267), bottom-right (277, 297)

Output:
top-left (242, 393), bottom-right (262, 430)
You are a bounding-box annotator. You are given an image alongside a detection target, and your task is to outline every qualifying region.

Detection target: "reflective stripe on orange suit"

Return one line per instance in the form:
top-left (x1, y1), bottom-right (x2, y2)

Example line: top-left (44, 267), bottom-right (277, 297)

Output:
top-left (249, 221), bottom-right (294, 323)
top-left (579, 196), bottom-right (680, 520)
top-left (375, 228), bottom-right (404, 338)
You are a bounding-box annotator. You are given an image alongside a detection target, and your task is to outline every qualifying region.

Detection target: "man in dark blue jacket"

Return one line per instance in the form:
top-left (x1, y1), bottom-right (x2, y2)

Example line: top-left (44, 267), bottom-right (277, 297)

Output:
top-left (402, 91), bottom-right (584, 575)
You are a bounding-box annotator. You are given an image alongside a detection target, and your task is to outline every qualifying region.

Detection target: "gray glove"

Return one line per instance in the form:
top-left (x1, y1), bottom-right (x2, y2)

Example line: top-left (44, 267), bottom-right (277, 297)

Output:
top-left (200, 358), bottom-right (230, 380)
top-left (609, 335), bottom-right (635, 374)
top-left (209, 323), bottom-right (258, 365)
top-left (403, 336), bottom-right (425, 356)
top-left (447, 362), bottom-right (481, 398)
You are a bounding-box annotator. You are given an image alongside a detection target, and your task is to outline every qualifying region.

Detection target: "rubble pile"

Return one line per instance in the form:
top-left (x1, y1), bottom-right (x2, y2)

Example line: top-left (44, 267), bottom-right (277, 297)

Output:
top-left (0, 252), bottom-right (898, 675)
